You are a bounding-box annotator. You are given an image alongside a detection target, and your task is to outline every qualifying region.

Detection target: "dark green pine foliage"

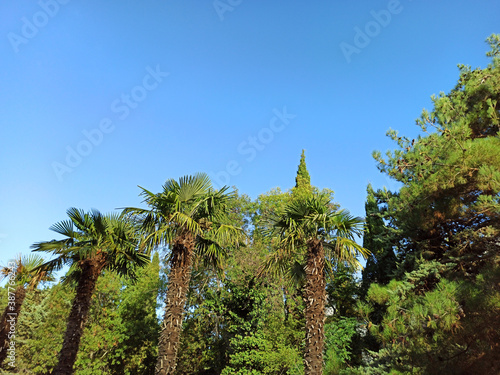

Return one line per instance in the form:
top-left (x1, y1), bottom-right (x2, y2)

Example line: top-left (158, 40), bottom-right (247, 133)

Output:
top-left (372, 35), bottom-right (500, 273)
top-left (351, 35), bottom-right (500, 374)
top-left (360, 185), bottom-right (397, 297)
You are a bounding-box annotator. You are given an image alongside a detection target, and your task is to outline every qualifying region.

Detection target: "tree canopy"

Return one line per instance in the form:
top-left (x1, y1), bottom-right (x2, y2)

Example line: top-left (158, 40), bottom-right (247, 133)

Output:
top-left (1, 33), bottom-right (499, 375)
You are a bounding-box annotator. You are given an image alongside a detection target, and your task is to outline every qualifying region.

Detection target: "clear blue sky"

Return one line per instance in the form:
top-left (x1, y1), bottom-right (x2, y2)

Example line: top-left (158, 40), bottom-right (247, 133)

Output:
top-left (1, 1), bottom-right (499, 271)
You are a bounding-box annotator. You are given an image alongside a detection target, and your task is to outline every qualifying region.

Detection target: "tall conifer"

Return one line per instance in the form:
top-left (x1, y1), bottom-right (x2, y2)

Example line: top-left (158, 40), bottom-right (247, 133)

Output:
top-left (293, 150), bottom-right (313, 200)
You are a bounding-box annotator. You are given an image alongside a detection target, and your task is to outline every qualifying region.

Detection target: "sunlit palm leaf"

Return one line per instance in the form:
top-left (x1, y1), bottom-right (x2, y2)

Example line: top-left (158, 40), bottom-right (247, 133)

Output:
top-left (49, 219), bottom-right (77, 238)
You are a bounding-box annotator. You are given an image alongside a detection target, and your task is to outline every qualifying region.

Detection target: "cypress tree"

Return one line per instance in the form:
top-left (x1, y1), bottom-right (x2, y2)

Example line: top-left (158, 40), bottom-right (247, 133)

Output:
top-left (295, 150), bottom-right (311, 189)
top-left (293, 150), bottom-right (313, 200)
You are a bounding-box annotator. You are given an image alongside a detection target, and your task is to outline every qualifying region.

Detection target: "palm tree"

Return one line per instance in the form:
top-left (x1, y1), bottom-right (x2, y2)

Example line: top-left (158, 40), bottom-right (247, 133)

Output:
top-left (31, 208), bottom-right (149, 375)
top-left (261, 193), bottom-right (369, 375)
top-left (123, 173), bottom-right (243, 375)
top-left (0, 254), bottom-right (53, 366)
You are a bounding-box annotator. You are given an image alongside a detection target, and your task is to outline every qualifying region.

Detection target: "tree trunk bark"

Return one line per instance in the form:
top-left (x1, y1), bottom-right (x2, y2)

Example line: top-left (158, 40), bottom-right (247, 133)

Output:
top-left (51, 258), bottom-right (104, 375)
top-left (0, 285), bottom-right (26, 367)
top-left (303, 239), bottom-right (326, 375)
top-left (156, 232), bottom-right (195, 375)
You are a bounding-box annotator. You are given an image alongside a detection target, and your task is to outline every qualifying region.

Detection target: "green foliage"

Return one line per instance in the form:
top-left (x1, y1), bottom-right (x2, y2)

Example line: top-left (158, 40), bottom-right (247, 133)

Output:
top-left (176, 263), bottom-right (303, 375)
top-left (14, 283), bottom-right (73, 373)
top-left (125, 173), bottom-right (244, 268)
top-left (74, 272), bottom-right (125, 374)
top-left (326, 263), bottom-right (360, 318)
top-left (0, 254), bottom-right (53, 290)
top-left (74, 252), bottom-right (160, 374)
top-left (323, 317), bottom-right (358, 374)
top-left (175, 272), bottom-right (227, 374)
top-left (293, 150), bottom-right (313, 202)
top-left (295, 150), bottom-right (311, 189)
top-left (32, 208), bottom-right (150, 282)
top-left (261, 166), bottom-right (368, 374)
top-left (355, 257), bottom-right (500, 374)
top-left (220, 277), bottom-right (303, 375)
top-left (6, 254), bottom-right (160, 374)
top-left (8, 36), bottom-right (500, 374)
top-left (350, 34), bottom-right (500, 374)
top-left (372, 35), bottom-right (500, 273)
top-left (360, 185), bottom-right (398, 296)
top-left (261, 192), bottom-right (368, 280)
top-left (249, 187), bottom-right (292, 246)
top-left (174, 190), bottom-right (304, 375)
top-left (112, 251), bottom-right (160, 374)
top-left (221, 331), bottom-right (302, 375)
top-left (486, 33), bottom-right (500, 65)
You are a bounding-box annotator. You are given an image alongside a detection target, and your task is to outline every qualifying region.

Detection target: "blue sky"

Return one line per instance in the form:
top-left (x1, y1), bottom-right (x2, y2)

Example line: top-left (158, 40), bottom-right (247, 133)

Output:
top-left (1, 1), bottom-right (499, 273)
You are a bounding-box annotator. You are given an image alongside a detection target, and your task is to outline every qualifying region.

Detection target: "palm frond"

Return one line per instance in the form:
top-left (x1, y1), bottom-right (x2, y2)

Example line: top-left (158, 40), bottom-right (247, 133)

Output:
top-left (177, 173), bottom-right (212, 202)
top-left (144, 225), bottom-right (175, 250)
top-left (195, 237), bottom-right (227, 273)
top-left (138, 185), bottom-right (160, 203)
top-left (31, 238), bottom-right (77, 253)
top-left (21, 254), bottom-right (55, 288)
top-left (170, 211), bottom-right (201, 234)
top-left (205, 224), bottom-right (245, 247)
top-left (0, 253), bottom-right (53, 288)
top-left (91, 208), bottom-right (108, 236)
top-left (49, 219), bottom-right (77, 238)
top-left (66, 207), bottom-right (89, 233)
top-left (32, 256), bottom-right (69, 275)
top-left (60, 262), bottom-right (82, 286)
top-left (107, 249), bottom-right (150, 282)
top-left (259, 248), bottom-right (305, 288)
top-left (324, 236), bottom-right (369, 270)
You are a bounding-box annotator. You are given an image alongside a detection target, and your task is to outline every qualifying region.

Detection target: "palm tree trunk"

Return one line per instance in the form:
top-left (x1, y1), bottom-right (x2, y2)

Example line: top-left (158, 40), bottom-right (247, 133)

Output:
top-left (156, 232), bottom-right (195, 375)
top-left (303, 239), bottom-right (326, 375)
top-left (0, 286), bottom-right (26, 367)
top-left (52, 259), bottom-right (104, 375)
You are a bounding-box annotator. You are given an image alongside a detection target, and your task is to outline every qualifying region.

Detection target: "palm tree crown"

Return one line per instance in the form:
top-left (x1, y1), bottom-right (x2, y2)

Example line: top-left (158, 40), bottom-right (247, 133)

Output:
top-left (124, 173), bottom-right (243, 270)
top-left (32, 208), bottom-right (149, 281)
top-left (262, 193), bottom-right (369, 278)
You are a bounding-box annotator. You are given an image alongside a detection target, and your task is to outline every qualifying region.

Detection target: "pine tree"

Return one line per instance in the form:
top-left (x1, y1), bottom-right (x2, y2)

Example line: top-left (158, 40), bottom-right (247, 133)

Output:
top-left (354, 34), bottom-right (500, 374)
top-left (372, 35), bottom-right (500, 272)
